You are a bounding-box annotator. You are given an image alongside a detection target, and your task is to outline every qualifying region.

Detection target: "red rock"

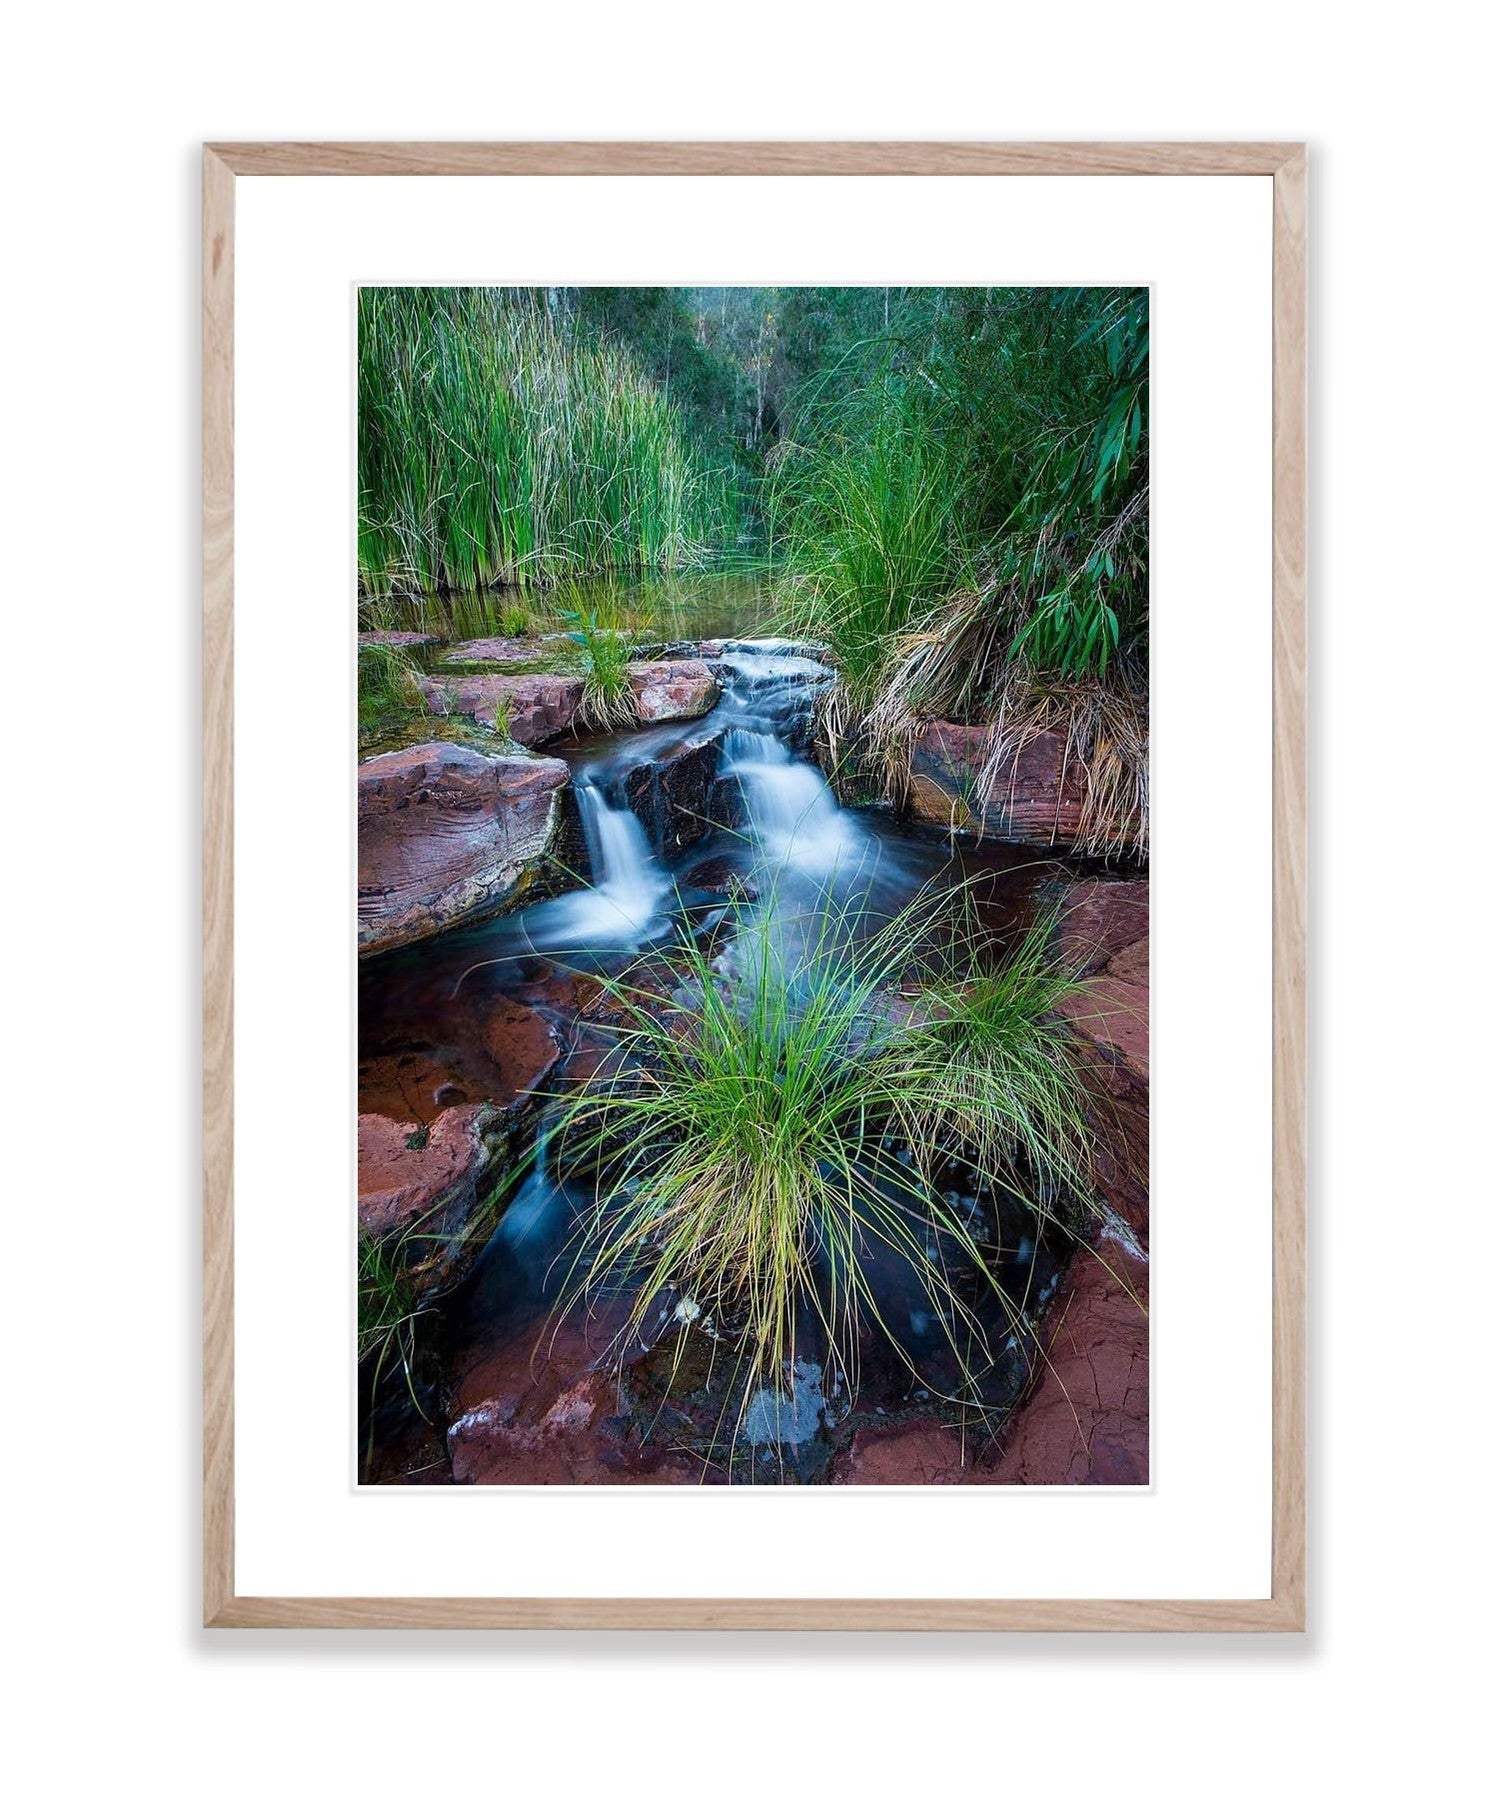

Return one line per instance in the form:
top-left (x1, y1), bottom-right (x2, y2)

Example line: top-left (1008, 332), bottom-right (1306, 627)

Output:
top-left (908, 721), bottom-right (1088, 849)
top-left (418, 672), bottom-right (585, 745)
top-left (442, 633), bottom-right (574, 664)
top-left (359, 996), bottom-right (561, 1125)
top-left (981, 1231), bottom-right (1149, 1485)
top-left (830, 1418), bottom-right (969, 1485)
top-left (1057, 878), bottom-right (1149, 975)
top-left (1062, 928), bottom-right (1149, 1238)
top-left (356, 1103), bottom-right (507, 1300)
top-left (627, 659), bottom-right (720, 723)
top-left (358, 742), bottom-right (569, 956)
top-left (358, 629), bottom-right (440, 648)
top-left (447, 1311), bottom-right (708, 1484)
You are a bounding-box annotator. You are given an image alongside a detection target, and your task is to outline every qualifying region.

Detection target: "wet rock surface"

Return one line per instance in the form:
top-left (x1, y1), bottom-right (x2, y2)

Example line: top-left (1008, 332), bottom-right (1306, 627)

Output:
top-left (358, 742), bottom-right (570, 956)
top-left (622, 730), bottom-right (738, 857)
top-left (359, 997), bottom-right (561, 1125)
top-left (979, 1229), bottom-right (1149, 1485)
top-left (909, 721), bottom-right (1088, 849)
top-left (446, 1311), bottom-right (717, 1485)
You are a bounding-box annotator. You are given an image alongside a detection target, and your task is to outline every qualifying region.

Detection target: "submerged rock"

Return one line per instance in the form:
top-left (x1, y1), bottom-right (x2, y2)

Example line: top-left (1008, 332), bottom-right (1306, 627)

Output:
top-left (358, 629), bottom-right (441, 649)
top-left (441, 633), bottom-right (575, 665)
top-left (358, 742), bottom-right (569, 956)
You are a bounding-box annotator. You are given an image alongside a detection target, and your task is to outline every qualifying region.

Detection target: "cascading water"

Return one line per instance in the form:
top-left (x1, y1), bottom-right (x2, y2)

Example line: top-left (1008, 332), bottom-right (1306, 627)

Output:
top-left (495, 775), bottom-right (671, 956)
top-left (572, 780), bottom-right (670, 940)
top-left (721, 727), bottom-right (865, 879)
top-left (365, 626), bottom-right (1090, 1483)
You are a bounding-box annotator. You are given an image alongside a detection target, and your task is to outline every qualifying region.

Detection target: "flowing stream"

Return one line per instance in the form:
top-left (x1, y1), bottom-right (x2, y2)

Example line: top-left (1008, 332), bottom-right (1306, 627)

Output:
top-left (361, 640), bottom-right (1080, 1480)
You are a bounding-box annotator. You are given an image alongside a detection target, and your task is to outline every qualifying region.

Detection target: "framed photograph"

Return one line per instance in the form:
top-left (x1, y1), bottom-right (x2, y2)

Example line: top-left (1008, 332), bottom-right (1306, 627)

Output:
top-left (204, 141), bottom-right (1305, 1629)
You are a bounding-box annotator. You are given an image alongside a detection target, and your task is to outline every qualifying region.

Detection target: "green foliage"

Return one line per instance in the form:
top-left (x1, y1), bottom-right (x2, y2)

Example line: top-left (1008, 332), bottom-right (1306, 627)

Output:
top-left (768, 373), bottom-right (976, 705)
top-left (999, 291), bottom-right (1149, 677)
top-left (358, 288), bottom-right (741, 595)
top-left (555, 887), bottom-right (1097, 1403)
top-left (357, 640), bottom-right (425, 734)
top-left (768, 289), bottom-right (1149, 687)
top-left (559, 602), bottom-right (640, 731)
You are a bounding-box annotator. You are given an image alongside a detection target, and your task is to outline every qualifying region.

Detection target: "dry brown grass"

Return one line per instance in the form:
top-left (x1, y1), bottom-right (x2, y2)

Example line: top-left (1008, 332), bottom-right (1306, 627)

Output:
top-left (857, 581), bottom-right (1149, 860)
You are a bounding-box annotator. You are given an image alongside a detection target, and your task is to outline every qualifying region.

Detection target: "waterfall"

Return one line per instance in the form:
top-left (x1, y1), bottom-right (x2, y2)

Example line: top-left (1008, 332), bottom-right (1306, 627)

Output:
top-left (722, 727), bottom-right (864, 878)
top-left (501, 777), bottom-right (671, 955)
top-left (560, 781), bottom-right (671, 945)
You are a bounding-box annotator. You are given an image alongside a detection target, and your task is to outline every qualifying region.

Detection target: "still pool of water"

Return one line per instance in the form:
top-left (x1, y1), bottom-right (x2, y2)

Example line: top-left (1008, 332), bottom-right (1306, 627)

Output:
top-left (361, 566), bottom-right (773, 649)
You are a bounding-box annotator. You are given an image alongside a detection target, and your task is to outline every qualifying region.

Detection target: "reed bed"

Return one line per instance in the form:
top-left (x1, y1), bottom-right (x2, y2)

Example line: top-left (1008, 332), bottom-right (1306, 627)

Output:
top-left (359, 288), bottom-right (741, 596)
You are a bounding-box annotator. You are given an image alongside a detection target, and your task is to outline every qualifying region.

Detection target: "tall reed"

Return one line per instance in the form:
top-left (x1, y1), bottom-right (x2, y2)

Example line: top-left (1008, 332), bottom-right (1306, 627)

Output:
top-left (359, 288), bottom-right (741, 596)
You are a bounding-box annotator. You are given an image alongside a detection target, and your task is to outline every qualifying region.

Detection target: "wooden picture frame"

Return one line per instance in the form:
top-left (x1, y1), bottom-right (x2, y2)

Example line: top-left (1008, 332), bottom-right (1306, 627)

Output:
top-left (203, 140), bottom-right (1306, 1630)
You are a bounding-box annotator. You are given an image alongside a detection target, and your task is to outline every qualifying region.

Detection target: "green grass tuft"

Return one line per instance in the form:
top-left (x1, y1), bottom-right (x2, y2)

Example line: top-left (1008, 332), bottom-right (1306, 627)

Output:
top-left (554, 884), bottom-right (1099, 1410)
top-left (357, 640), bottom-right (426, 735)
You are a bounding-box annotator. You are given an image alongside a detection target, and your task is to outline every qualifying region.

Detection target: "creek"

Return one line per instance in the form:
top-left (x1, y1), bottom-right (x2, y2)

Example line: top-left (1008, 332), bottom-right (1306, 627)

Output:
top-left (359, 639), bottom-right (1089, 1482)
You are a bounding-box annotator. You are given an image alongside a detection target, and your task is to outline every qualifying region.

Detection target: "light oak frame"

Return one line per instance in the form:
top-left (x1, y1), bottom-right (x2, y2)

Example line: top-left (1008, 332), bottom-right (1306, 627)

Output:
top-left (203, 140), bottom-right (1306, 1630)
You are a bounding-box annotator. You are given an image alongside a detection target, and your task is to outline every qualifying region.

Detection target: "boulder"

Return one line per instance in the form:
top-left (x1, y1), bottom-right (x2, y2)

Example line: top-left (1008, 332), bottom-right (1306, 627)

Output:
top-left (417, 672), bottom-right (584, 745)
top-left (622, 729), bottom-right (729, 855)
top-left (908, 721), bottom-right (1087, 849)
top-left (627, 659), bottom-right (719, 723)
top-left (358, 742), bottom-right (569, 956)
top-left (981, 1230), bottom-right (1149, 1485)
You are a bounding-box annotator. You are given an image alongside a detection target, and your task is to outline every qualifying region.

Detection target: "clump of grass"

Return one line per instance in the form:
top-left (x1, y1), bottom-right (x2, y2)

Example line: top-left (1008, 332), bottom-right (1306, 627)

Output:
top-left (494, 599), bottom-right (536, 637)
top-left (358, 1224), bottom-right (439, 1435)
top-left (561, 604), bottom-right (640, 732)
top-left (359, 287), bottom-right (741, 596)
top-left (554, 885), bottom-right (1099, 1409)
top-left (768, 373), bottom-right (974, 715)
top-left (357, 640), bottom-right (425, 734)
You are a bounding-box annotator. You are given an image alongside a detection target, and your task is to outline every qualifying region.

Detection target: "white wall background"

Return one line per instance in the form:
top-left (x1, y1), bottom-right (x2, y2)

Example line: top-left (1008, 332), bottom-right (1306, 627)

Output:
top-left (5, 5), bottom-right (1491, 1793)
